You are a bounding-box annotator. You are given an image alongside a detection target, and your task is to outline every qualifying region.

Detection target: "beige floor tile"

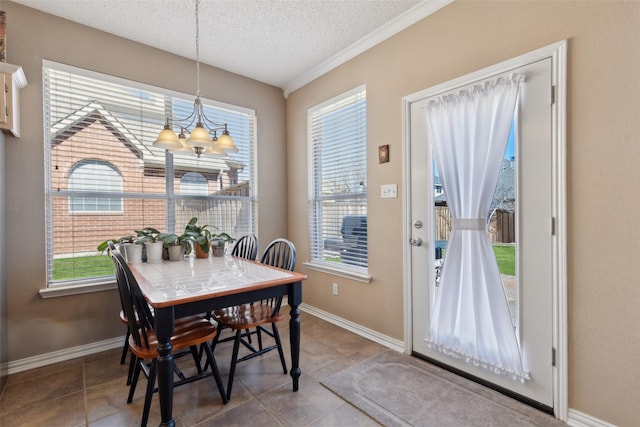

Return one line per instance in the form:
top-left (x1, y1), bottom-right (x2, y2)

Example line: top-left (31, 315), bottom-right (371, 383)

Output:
top-left (310, 403), bottom-right (381, 427)
top-left (0, 367), bottom-right (84, 415)
top-left (0, 390), bottom-right (86, 427)
top-left (0, 313), bottom-right (561, 427)
top-left (196, 398), bottom-right (283, 426)
top-left (257, 375), bottom-right (346, 426)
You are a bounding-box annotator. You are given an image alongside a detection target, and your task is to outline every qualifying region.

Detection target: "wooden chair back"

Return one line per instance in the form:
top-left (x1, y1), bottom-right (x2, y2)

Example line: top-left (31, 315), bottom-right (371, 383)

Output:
top-left (231, 234), bottom-right (258, 260)
top-left (258, 238), bottom-right (296, 317)
top-left (109, 244), bottom-right (155, 351)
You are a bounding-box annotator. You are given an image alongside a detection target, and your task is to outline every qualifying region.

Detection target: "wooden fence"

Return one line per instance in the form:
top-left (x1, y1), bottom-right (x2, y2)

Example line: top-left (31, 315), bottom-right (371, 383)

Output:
top-left (435, 206), bottom-right (515, 243)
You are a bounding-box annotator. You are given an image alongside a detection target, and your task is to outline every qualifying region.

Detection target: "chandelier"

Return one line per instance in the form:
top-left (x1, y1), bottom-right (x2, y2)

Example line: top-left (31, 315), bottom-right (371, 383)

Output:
top-left (153, 0), bottom-right (237, 157)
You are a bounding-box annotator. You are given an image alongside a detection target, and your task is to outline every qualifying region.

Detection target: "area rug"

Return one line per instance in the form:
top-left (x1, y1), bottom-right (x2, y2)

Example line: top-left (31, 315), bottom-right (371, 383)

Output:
top-left (320, 350), bottom-right (563, 427)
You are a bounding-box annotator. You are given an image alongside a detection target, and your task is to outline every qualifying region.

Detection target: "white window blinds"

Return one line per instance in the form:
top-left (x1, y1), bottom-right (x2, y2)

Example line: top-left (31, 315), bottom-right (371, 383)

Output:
top-left (308, 85), bottom-right (367, 271)
top-left (44, 61), bottom-right (256, 287)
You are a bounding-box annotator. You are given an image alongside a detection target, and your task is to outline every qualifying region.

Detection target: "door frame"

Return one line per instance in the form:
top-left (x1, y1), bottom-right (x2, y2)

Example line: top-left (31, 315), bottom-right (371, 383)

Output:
top-left (401, 40), bottom-right (567, 421)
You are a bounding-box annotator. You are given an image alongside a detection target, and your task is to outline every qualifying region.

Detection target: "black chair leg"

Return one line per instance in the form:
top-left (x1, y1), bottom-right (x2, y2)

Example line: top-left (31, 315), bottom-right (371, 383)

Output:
top-left (202, 343), bottom-right (227, 404)
top-left (141, 360), bottom-right (157, 427)
top-left (226, 329), bottom-right (242, 401)
top-left (272, 324), bottom-right (287, 374)
top-left (127, 352), bottom-right (136, 385)
top-left (189, 345), bottom-right (203, 373)
top-left (120, 329), bottom-right (130, 364)
top-left (256, 327), bottom-right (263, 350)
top-left (128, 357), bottom-right (142, 404)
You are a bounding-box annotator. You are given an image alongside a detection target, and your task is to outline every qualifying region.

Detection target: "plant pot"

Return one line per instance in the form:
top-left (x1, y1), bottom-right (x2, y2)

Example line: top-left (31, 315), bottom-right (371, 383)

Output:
top-left (194, 243), bottom-right (209, 259)
top-left (145, 241), bottom-right (164, 263)
top-left (211, 241), bottom-right (226, 257)
top-left (123, 243), bottom-right (143, 264)
top-left (167, 244), bottom-right (183, 261)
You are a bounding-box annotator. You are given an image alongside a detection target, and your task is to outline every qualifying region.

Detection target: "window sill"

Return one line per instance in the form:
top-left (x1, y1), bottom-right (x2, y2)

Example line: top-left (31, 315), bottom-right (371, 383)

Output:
top-left (303, 261), bottom-right (372, 283)
top-left (39, 280), bottom-right (117, 299)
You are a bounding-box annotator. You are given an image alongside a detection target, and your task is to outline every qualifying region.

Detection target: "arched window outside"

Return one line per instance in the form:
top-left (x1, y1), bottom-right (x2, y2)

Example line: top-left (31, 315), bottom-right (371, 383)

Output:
top-left (69, 160), bottom-right (122, 212)
top-left (180, 172), bottom-right (208, 196)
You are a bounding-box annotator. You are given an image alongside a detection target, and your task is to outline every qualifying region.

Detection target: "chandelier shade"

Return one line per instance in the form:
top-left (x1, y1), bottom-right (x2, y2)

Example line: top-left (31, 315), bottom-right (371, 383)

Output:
top-left (152, 0), bottom-right (236, 158)
top-left (153, 124), bottom-right (181, 150)
top-left (186, 124), bottom-right (214, 148)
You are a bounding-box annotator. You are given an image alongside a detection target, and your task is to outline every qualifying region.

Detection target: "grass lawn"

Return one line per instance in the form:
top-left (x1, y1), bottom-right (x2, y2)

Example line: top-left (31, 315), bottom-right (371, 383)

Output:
top-left (55, 246), bottom-right (516, 281)
top-left (53, 255), bottom-right (114, 281)
top-left (493, 245), bottom-right (516, 276)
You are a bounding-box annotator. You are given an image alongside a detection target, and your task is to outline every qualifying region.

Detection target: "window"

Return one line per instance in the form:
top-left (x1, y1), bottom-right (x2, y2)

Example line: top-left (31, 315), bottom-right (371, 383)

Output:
top-left (68, 160), bottom-right (123, 212)
top-left (44, 61), bottom-right (256, 288)
top-left (180, 172), bottom-right (208, 196)
top-left (307, 85), bottom-right (368, 276)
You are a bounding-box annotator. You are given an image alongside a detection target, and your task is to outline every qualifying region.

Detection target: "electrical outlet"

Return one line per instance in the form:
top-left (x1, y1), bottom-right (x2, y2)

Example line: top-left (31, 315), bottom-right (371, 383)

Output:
top-left (332, 282), bottom-right (339, 295)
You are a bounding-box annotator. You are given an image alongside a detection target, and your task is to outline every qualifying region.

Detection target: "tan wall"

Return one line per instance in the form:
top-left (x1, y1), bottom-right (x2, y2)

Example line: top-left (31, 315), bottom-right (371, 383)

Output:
top-left (3, 3), bottom-right (286, 360)
top-left (287, 1), bottom-right (640, 425)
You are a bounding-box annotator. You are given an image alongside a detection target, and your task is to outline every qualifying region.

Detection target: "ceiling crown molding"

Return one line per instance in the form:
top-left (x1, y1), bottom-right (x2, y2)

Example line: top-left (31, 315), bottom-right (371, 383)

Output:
top-left (282, 0), bottom-right (454, 98)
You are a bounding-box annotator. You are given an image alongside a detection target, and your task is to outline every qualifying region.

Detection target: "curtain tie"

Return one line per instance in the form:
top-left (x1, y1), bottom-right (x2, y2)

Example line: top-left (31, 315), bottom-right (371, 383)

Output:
top-left (452, 218), bottom-right (486, 230)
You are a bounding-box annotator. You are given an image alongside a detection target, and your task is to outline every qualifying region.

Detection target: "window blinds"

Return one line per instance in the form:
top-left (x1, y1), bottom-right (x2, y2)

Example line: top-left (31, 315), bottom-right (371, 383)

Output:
top-left (44, 61), bottom-right (256, 287)
top-left (308, 85), bottom-right (367, 270)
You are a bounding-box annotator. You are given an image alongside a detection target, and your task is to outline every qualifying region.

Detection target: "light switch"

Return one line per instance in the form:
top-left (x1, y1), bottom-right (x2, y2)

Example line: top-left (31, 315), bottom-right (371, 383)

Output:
top-left (381, 184), bottom-right (397, 198)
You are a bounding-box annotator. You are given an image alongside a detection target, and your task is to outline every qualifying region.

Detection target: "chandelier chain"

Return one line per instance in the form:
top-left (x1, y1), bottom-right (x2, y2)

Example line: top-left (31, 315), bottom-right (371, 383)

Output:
top-left (195, 0), bottom-right (201, 97)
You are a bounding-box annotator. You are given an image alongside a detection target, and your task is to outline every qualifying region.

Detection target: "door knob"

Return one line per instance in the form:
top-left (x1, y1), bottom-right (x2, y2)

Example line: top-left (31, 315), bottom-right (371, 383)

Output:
top-left (409, 237), bottom-right (423, 246)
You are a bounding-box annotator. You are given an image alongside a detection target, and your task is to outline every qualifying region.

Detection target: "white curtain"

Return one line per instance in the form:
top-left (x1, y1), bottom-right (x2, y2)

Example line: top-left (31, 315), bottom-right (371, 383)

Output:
top-left (425, 74), bottom-right (527, 380)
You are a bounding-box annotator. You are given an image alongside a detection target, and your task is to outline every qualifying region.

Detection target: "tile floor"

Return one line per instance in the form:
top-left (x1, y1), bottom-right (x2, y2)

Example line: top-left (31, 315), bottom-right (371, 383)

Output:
top-left (0, 312), bottom-right (386, 426)
top-left (0, 312), bottom-right (557, 427)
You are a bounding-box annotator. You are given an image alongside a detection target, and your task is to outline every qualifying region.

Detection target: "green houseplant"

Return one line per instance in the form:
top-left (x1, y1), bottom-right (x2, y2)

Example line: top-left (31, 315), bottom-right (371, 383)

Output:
top-left (183, 217), bottom-right (215, 258)
top-left (97, 235), bottom-right (144, 264)
top-left (182, 217), bottom-right (235, 258)
top-left (210, 232), bottom-right (235, 257)
top-left (135, 227), bottom-right (166, 263)
top-left (160, 232), bottom-right (190, 261)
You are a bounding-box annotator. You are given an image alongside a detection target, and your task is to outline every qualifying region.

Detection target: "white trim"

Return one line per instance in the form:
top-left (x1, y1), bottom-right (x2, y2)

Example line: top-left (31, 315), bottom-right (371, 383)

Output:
top-left (402, 95), bottom-right (413, 356)
top-left (301, 303), bottom-right (404, 352)
top-left (303, 262), bottom-right (372, 283)
top-left (2, 337), bottom-right (123, 375)
top-left (567, 409), bottom-right (618, 427)
top-left (402, 40), bottom-right (568, 421)
top-left (282, 0), bottom-right (454, 98)
top-left (39, 280), bottom-right (117, 298)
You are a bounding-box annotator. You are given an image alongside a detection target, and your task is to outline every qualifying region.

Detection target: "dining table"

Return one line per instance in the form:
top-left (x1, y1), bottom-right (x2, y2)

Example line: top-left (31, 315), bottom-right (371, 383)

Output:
top-left (129, 254), bottom-right (307, 427)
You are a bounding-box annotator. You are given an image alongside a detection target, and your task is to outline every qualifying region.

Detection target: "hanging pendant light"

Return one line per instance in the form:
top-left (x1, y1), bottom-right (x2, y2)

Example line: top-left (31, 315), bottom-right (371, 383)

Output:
top-left (152, 0), bottom-right (236, 158)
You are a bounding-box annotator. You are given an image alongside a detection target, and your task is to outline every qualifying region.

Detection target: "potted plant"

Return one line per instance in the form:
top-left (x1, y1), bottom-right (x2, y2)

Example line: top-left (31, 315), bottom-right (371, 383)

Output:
top-left (183, 217), bottom-right (214, 258)
top-left (160, 232), bottom-right (190, 261)
top-left (97, 235), bottom-right (143, 264)
top-left (135, 227), bottom-right (165, 263)
top-left (210, 232), bottom-right (235, 257)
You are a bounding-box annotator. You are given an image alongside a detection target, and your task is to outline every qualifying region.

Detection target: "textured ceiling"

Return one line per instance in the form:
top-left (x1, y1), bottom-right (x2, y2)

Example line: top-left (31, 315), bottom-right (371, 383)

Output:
top-left (10, 0), bottom-right (451, 93)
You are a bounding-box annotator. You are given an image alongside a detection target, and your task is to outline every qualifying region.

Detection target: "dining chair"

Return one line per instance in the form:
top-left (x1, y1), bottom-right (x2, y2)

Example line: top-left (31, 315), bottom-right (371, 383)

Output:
top-left (110, 246), bottom-right (227, 427)
top-left (108, 241), bottom-right (138, 385)
top-left (199, 234), bottom-right (259, 363)
top-left (212, 238), bottom-right (296, 400)
top-left (230, 234), bottom-right (259, 260)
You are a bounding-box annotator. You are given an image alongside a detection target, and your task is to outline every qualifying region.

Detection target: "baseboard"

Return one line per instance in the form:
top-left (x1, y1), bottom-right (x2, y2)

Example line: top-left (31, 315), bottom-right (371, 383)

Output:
top-left (300, 303), bottom-right (405, 353)
top-left (567, 409), bottom-right (618, 427)
top-left (2, 336), bottom-right (123, 375)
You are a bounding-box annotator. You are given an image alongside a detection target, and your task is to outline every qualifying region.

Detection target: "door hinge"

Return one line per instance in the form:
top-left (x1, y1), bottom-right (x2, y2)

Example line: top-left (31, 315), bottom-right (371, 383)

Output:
top-left (551, 85), bottom-right (556, 105)
top-left (552, 347), bottom-right (557, 367)
top-left (550, 217), bottom-right (556, 235)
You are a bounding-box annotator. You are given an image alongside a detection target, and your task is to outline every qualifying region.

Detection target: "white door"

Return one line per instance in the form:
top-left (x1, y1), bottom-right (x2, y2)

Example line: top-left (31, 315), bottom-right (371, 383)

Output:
top-left (408, 56), bottom-right (558, 409)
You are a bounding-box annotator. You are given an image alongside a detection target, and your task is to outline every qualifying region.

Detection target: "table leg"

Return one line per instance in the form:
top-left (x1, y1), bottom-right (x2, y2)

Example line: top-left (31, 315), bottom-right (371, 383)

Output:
top-left (288, 281), bottom-right (302, 391)
top-left (155, 307), bottom-right (176, 427)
